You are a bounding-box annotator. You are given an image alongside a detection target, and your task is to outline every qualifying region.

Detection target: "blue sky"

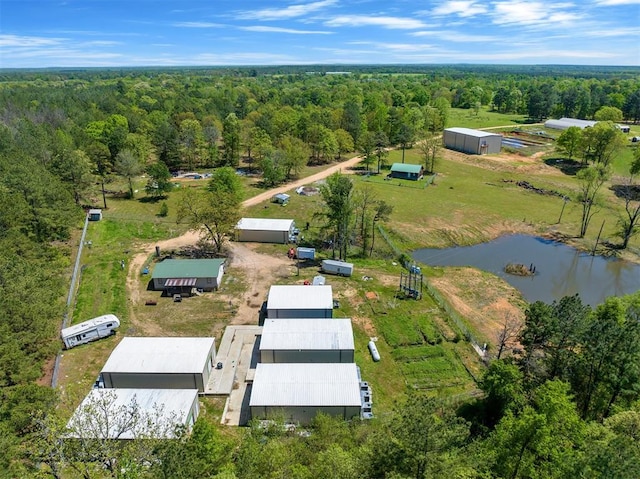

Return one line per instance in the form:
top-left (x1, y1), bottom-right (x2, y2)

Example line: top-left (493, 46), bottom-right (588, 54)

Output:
top-left (1, 0), bottom-right (639, 68)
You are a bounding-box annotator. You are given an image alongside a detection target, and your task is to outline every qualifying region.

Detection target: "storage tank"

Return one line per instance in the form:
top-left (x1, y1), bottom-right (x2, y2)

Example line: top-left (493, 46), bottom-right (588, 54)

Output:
top-left (368, 341), bottom-right (380, 362)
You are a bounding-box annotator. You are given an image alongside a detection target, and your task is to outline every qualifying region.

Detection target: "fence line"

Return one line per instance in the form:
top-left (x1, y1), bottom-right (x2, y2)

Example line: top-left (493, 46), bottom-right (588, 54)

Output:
top-left (376, 224), bottom-right (484, 357)
top-left (52, 212), bottom-right (90, 388)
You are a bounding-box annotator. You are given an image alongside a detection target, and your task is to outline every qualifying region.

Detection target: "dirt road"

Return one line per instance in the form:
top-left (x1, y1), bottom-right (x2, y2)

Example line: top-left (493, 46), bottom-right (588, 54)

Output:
top-left (125, 154), bottom-right (364, 325)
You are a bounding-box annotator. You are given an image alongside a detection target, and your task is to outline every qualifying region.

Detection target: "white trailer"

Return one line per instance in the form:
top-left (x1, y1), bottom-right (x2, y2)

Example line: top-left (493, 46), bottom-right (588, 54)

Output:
top-left (321, 259), bottom-right (354, 277)
top-left (296, 247), bottom-right (315, 260)
top-left (61, 314), bottom-right (120, 349)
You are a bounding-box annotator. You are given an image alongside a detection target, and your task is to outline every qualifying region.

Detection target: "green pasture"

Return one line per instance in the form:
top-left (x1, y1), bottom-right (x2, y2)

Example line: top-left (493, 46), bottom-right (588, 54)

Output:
top-left (449, 107), bottom-right (529, 129)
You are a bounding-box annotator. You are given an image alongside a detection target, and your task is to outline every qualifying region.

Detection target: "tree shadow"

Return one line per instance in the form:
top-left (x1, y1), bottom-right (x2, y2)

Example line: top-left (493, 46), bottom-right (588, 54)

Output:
top-left (610, 183), bottom-right (640, 200)
top-left (137, 195), bottom-right (167, 204)
top-left (543, 157), bottom-right (584, 176)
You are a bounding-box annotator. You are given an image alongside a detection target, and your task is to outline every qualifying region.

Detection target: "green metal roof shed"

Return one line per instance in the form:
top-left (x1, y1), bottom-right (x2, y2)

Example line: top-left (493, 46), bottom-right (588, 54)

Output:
top-left (390, 163), bottom-right (424, 180)
top-left (152, 259), bottom-right (225, 292)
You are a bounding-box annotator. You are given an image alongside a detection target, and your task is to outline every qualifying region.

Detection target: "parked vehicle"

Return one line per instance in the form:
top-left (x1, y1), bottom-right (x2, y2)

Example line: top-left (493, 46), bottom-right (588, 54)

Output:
top-left (321, 259), bottom-right (354, 277)
top-left (296, 247), bottom-right (315, 260)
top-left (61, 314), bottom-right (120, 349)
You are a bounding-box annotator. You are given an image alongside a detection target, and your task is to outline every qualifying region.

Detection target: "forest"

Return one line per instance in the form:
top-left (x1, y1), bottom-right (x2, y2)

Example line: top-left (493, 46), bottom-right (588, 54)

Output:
top-left (1, 64), bottom-right (639, 478)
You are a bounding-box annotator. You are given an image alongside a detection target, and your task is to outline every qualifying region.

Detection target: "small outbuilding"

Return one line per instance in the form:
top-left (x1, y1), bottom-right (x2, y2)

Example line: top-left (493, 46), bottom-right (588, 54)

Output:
top-left (544, 117), bottom-right (597, 131)
top-left (266, 285), bottom-right (333, 319)
top-left (389, 163), bottom-right (424, 180)
top-left (249, 363), bottom-right (362, 424)
top-left (152, 259), bottom-right (225, 294)
top-left (67, 388), bottom-right (199, 439)
top-left (88, 209), bottom-right (102, 221)
top-left (272, 193), bottom-right (290, 205)
top-left (100, 337), bottom-right (216, 392)
top-left (443, 127), bottom-right (502, 155)
top-left (236, 218), bottom-right (295, 244)
top-left (260, 318), bottom-right (355, 363)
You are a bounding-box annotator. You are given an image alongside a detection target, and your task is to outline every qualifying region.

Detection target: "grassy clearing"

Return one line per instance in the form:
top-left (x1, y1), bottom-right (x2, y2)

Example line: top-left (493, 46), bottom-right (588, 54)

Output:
top-left (449, 107), bottom-right (529, 129)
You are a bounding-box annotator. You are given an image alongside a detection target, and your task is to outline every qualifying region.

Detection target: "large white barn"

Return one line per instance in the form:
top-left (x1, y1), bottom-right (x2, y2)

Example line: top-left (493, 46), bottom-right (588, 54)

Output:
top-left (249, 363), bottom-right (362, 424)
top-left (260, 318), bottom-right (355, 363)
top-left (235, 218), bottom-right (295, 244)
top-left (266, 285), bottom-right (333, 319)
top-left (443, 127), bottom-right (502, 155)
top-left (544, 117), bottom-right (597, 130)
top-left (67, 388), bottom-right (199, 439)
top-left (100, 337), bottom-right (216, 392)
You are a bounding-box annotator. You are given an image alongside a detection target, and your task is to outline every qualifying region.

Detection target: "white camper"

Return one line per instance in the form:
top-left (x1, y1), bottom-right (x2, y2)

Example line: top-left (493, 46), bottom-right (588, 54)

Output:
top-left (321, 259), bottom-right (354, 277)
top-left (61, 314), bottom-right (120, 349)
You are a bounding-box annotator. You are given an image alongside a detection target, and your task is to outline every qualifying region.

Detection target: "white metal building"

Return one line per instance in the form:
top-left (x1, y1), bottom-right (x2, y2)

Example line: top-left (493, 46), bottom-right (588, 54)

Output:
top-left (260, 318), bottom-right (355, 363)
top-left (443, 127), bottom-right (502, 155)
top-left (544, 117), bottom-right (597, 130)
top-left (266, 285), bottom-right (333, 319)
top-left (67, 388), bottom-right (199, 439)
top-left (100, 337), bottom-right (216, 392)
top-left (249, 363), bottom-right (362, 424)
top-left (236, 218), bottom-right (295, 244)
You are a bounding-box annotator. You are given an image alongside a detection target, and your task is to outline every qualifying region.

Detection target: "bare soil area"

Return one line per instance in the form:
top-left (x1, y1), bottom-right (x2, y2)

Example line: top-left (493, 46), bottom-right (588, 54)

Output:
top-left (429, 267), bottom-right (527, 349)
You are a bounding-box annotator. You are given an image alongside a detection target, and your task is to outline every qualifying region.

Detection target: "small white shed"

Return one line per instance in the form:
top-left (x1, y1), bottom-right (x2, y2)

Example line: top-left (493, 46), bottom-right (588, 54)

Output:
top-left (236, 218), bottom-right (295, 244)
top-left (266, 285), bottom-right (333, 319)
top-left (249, 363), bottom-right (362, 424)
top-left (61, 314), bottom-right (120, 349)
top-left (100, 337), bottom-right (216, 392)
top-left (443, 127), bottom-right (502, 155)
top-left (67, 388), bottom-right (199, 439)
top-left (260, 318), bottom-right (355, 363)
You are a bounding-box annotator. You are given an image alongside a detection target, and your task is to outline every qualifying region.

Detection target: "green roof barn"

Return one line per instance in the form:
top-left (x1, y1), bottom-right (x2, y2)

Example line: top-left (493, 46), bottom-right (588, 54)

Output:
top-left (152, 259), bottom-right (225, 293)
top-left (390, 163), bottom-right (424, 180)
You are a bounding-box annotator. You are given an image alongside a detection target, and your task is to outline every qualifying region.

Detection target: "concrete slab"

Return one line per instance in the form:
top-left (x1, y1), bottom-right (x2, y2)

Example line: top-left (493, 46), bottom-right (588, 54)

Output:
top-left (205, 325), bottom-right (261, 397)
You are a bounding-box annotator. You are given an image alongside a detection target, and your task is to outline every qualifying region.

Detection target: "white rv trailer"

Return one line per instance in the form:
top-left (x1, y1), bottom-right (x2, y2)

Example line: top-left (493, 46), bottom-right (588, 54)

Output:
top-left (61, 314), bottom-right (120, 349)
top-left (321, 259), bottom-right (354, 277)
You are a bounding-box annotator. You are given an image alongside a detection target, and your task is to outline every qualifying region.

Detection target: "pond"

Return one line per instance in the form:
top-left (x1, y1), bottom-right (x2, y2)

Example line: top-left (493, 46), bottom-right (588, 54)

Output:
top-left (412, 235), bottom-right (640, 307)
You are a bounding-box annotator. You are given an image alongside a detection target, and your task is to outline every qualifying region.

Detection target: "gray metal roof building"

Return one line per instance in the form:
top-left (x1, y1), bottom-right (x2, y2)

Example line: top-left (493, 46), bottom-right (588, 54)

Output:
top-left (249, 363), bottom-right (362, 424)
top-left (236, 218), bottom-right (295, 244)
top-left (544, 117), bottom-right (597, 130)
top-left (266, 285), bottom-right (333, 319)
top-left (260, 318), bottom-right (355, 363)
top-left (100, 337), bottom-right (216, 392)
top-left (152, 259), bottom-right (225, 292)
top-left (443, 127), bottom-right (502, 155)
top-left (67, 388), bottom-right (199, 439)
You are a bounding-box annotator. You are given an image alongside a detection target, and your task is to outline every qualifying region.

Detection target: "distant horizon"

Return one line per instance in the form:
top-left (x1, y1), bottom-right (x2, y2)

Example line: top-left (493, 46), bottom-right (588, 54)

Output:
top-left (2, 1), bottom-right (639, 69)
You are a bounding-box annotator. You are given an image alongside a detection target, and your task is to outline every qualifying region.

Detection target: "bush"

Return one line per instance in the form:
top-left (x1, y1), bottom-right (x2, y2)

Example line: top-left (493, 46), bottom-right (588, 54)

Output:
top-left (158, 201), bottom-right (169, 217)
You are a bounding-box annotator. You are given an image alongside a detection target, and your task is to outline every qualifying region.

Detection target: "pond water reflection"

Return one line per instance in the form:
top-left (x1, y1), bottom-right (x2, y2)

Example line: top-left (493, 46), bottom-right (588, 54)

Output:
top-left (412, 235), bottom-right (640, 307)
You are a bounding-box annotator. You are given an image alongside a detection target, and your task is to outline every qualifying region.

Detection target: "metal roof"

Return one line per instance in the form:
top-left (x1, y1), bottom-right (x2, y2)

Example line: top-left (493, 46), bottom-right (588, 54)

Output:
top-left (390, 163), bottom-right (423, 174)
top-left (67, 388), bottom-right (198, 439)
top-left (236, 218), bottom-right (294, 232)
top-left (260, 318), bottom-right (354, 351)
top-left (544, 117), bottom-right (597, 130)
top-left (61, 314), bottom-right (119, 337)
top-left (152, 259), bottom-right (224, 279)
top-left (267, 285), bottom-right (333, 310)
top-left (101, 337), bottom-right (215, 374)
top-left (444, 127), bottom-right (501, 138)
top-left (249, 363), bottom-right (361, 407)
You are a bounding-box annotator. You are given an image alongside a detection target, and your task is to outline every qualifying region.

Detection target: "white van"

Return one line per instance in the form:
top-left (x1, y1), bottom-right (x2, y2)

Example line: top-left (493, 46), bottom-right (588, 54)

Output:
top-left (61, 314), bottom-right (120, 349)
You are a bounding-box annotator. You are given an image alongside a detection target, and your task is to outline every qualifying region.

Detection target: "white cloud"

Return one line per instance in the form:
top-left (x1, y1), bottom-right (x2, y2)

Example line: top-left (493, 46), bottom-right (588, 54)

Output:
top-left (325, 15), bottom-right (427, 29)
top-left (593, 0), bottom-right (640, 5)
top-left (240, 26), bottom-right (331, 34)
top-left (348, 41), bottom-right (436, 52)
top-left (172, 22), bottom-right (224, 28)
top-left (431, 1), bottom-right (489, 17)
top-left (237, 0), bottom-right (336, 21)
top-left (491, 1), bottom-right (582, 26)
top-left (0, 34), bottom-right (62, 47)
top-left (411, 30), bottom-right (501, 42)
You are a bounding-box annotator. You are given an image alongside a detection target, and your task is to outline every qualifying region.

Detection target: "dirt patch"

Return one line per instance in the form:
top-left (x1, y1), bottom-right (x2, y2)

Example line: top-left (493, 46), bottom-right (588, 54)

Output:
top-left (352, 315), bottom-right (378, 337)
top-left (442, 148), bottom-right (560, 176)
top-left (429, 267), bottom-right (526, 349)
